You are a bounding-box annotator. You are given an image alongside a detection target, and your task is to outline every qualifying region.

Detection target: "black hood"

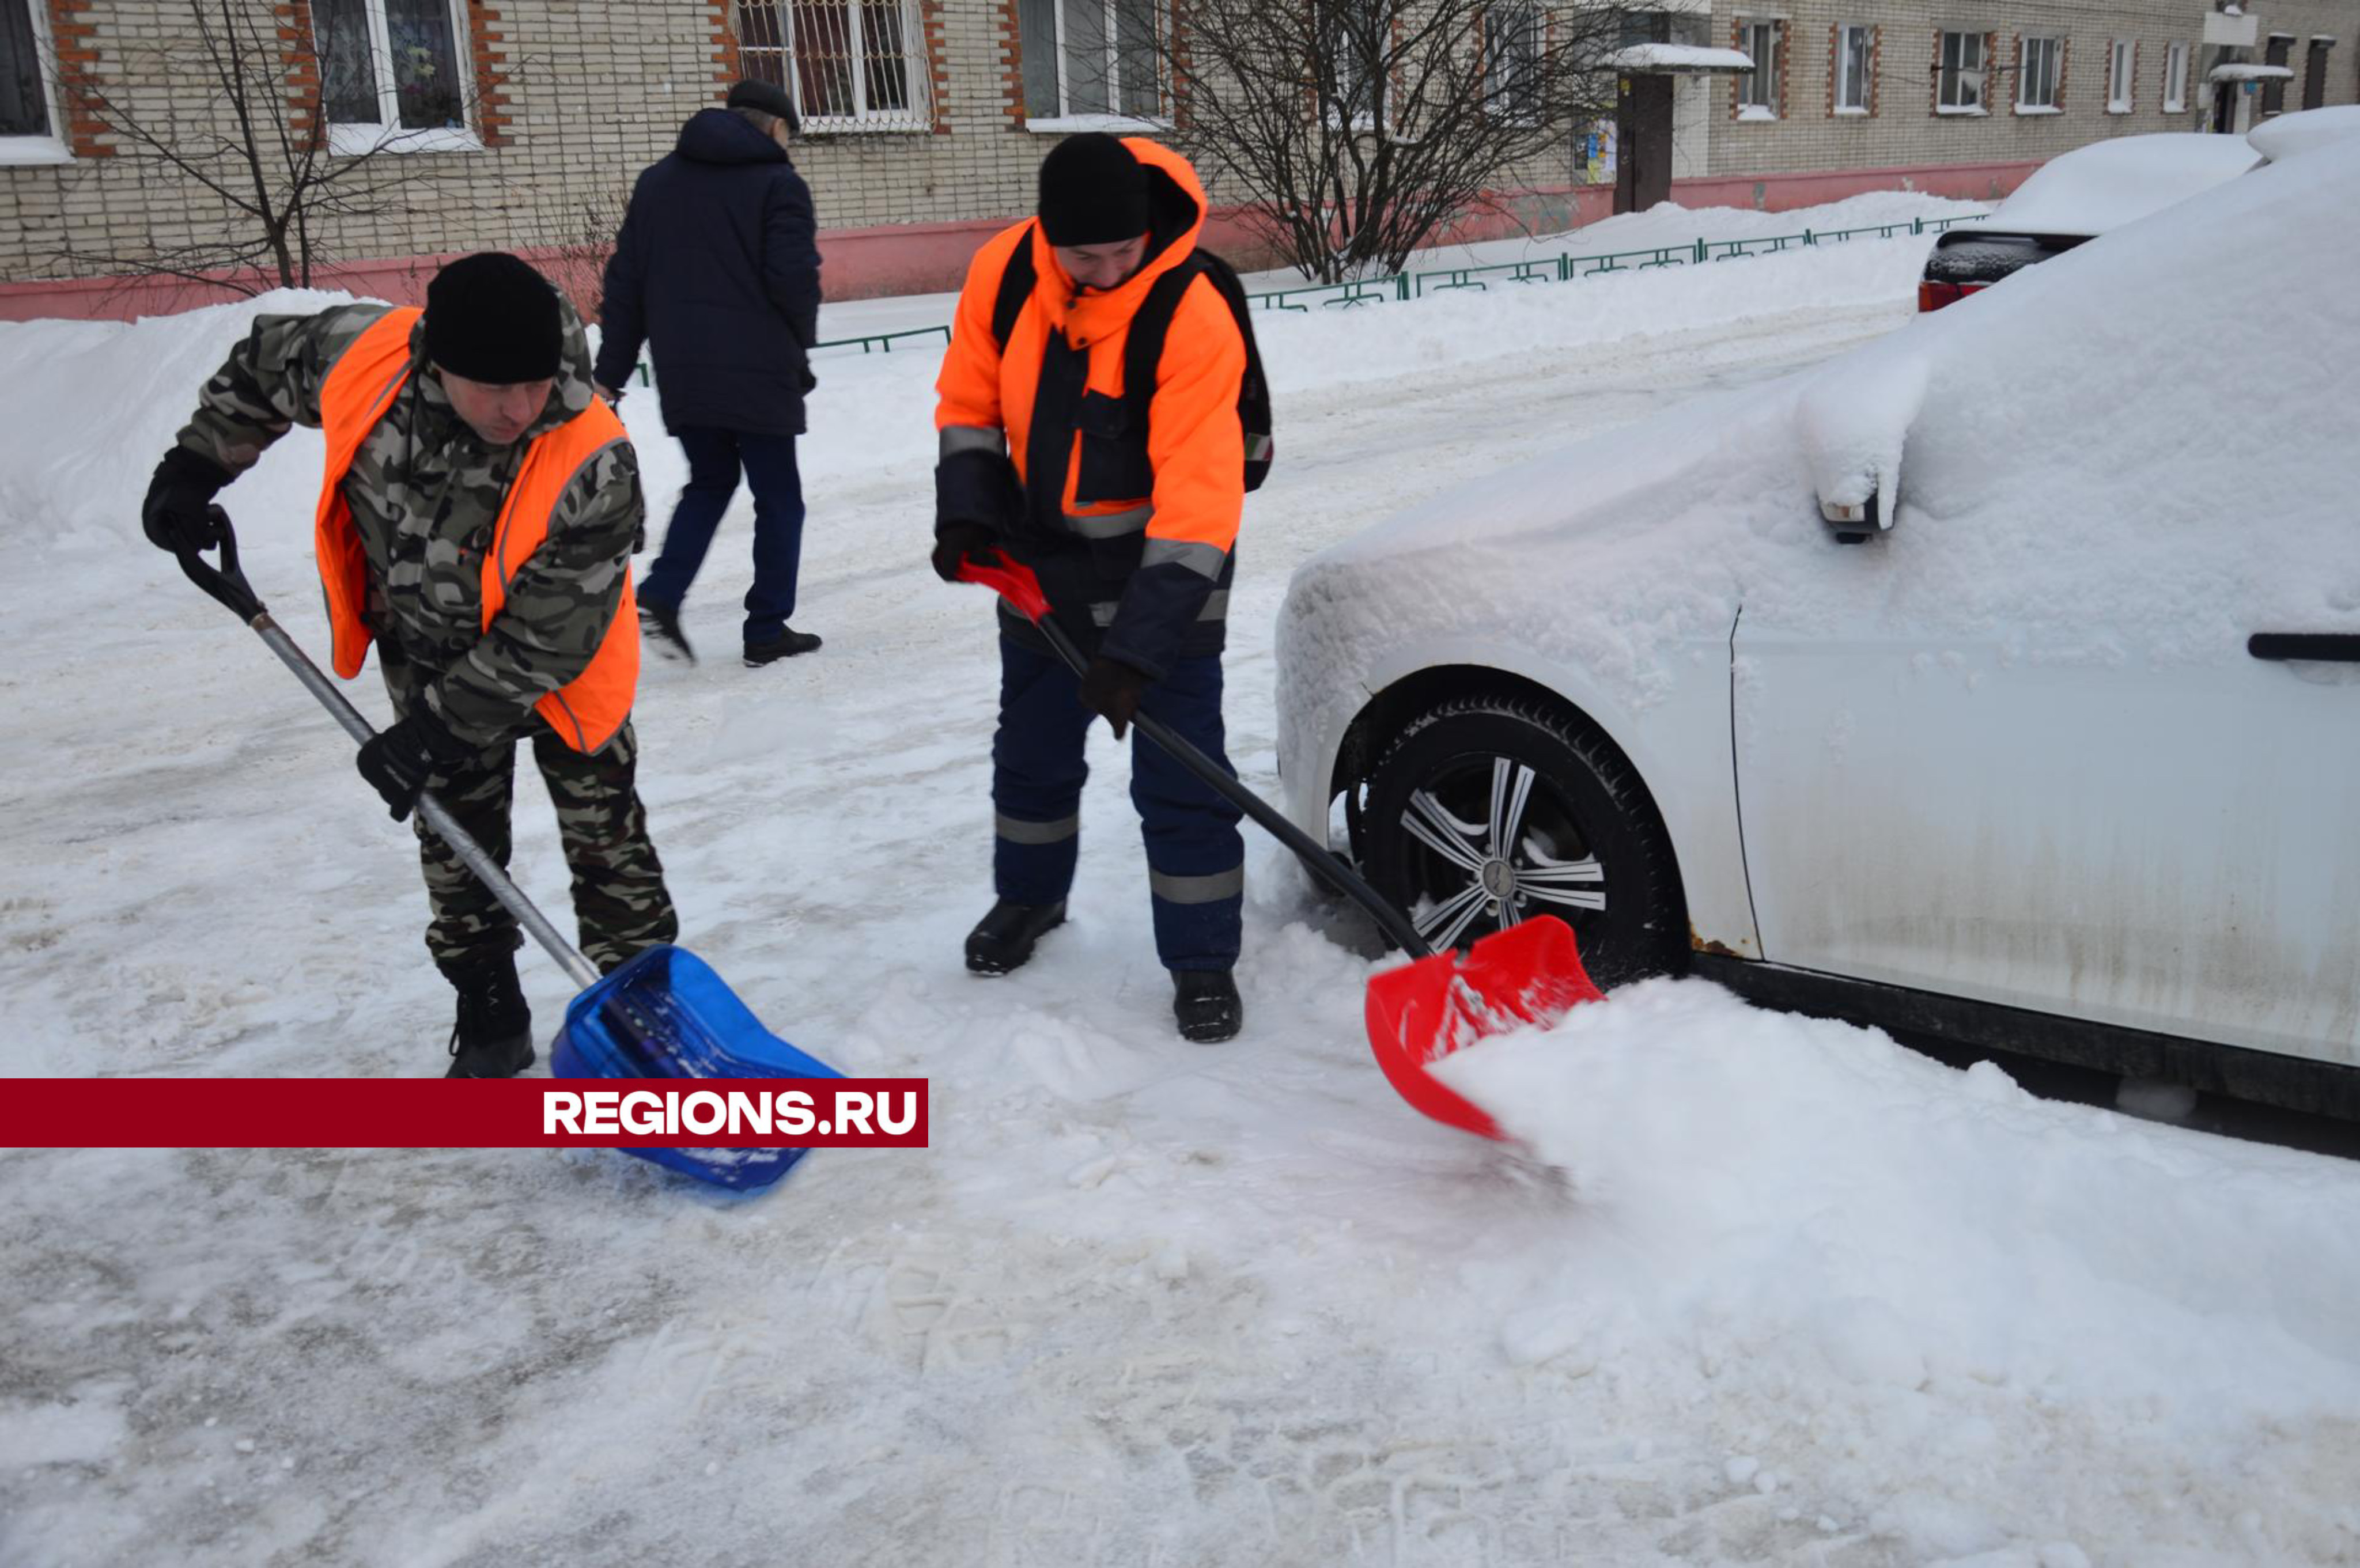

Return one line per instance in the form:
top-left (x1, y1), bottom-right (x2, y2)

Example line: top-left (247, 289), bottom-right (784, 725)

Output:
top-left (676, 105), bottom-right (789, 166)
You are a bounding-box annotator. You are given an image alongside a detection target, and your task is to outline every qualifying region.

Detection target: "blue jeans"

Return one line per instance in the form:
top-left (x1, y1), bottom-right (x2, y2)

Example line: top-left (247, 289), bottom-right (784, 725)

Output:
top-left (990, 636), bottom-right (1245, 971)
top-left (640, 427), bottom-right (805, 646)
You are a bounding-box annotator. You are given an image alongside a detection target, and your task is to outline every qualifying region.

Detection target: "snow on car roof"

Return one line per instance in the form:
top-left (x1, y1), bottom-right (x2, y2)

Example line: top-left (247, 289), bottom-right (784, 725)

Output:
top-left (1961, 133), bottom-right (2260, 240)
top-left (1292, 139), bottom-right (2358, 716)
top-left (2248, 103), bottom-right (2360, 164)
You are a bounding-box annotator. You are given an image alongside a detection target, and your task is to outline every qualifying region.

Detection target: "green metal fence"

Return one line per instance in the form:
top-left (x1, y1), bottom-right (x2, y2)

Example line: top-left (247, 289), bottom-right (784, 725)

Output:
top-left (761, 213), bottom-right (1984, 359)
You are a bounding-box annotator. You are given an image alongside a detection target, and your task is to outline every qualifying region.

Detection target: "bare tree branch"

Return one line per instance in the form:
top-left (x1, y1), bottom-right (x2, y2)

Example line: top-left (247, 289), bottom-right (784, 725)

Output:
top-left (1146, 0), bottom-right (1628, 282)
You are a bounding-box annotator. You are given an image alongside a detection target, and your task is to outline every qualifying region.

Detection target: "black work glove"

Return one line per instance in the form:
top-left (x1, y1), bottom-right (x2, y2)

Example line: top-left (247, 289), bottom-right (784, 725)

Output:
top-left (355, 710), bottom-right (473, 823)
top-left (141, 446), bottom-right (235, 555)
top-left (932, 522), bottom-right (999, 584)
top-left (1077, 654), bottom-right (1151, 741)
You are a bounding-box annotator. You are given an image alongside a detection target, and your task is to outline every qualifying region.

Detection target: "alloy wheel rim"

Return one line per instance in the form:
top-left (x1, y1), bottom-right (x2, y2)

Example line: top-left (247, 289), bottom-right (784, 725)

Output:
top-left (1397, 755), bottom-right (1605, 952)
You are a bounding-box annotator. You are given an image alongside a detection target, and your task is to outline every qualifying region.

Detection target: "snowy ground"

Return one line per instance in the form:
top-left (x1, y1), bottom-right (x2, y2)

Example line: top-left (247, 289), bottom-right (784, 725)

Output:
top-left (5, 199), bottom-right (2359, 1567)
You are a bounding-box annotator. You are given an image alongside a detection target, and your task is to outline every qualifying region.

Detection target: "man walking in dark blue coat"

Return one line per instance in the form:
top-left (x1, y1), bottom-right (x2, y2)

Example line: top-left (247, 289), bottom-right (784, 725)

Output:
top-left (595, 79), bottom-right (825, 668)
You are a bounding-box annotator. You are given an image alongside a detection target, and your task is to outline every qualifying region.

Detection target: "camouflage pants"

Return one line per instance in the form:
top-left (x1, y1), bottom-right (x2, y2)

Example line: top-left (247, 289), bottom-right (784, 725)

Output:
top-left (381, 657), bottom-right (678, 975)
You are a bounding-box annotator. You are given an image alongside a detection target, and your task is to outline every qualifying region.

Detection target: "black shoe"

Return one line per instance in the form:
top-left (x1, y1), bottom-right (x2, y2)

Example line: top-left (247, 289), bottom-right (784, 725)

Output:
top-left (640, 601), bottom-right (695, 665)
top-left (744, 627), bottom-right (823, 666)
top-left (964, 899), bottom-right (1065, 975)
top-left (440, 953), bottom-right (535, 1078)
top-left (1173, 969), bottom-right (1242, 1043)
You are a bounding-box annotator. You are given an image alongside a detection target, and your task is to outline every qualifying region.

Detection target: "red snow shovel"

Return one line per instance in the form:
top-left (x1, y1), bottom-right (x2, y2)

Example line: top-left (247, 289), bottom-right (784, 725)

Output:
top-left (957, 551), bottom-right (1602, 1138)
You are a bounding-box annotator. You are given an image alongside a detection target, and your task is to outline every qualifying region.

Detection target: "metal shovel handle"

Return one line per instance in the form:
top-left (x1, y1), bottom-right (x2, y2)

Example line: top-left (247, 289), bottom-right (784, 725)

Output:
top-left (958, 550), bottom-right (1432, 957)
top-left (178, 509), bottom-right (601, 990)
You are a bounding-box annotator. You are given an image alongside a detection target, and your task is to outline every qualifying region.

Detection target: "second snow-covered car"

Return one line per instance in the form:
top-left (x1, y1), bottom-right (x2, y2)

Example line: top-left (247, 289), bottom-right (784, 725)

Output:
top-left (1275, 123), bottom-right (2360, 1113)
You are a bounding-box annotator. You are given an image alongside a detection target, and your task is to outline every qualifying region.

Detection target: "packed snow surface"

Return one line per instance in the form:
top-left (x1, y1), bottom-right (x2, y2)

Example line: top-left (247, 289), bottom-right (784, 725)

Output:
top-left (2, 192), bottom-right (2357, 1567)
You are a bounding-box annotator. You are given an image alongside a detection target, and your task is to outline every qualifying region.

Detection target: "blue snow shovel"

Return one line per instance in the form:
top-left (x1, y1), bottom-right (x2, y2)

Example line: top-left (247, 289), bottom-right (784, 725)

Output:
top-left (175, 510), bottom-right (839, 1191)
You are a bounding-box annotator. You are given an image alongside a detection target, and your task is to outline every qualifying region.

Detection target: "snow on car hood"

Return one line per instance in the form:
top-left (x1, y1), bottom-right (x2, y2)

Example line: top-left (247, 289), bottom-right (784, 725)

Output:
top-left (2248, 103), bottom-right (2360, 165)
top-left (1283, 142), bottom-right (2360, 718)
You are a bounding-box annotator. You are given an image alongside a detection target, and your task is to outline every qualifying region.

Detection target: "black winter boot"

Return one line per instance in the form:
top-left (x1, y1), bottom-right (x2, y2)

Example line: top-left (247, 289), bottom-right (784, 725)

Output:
top-left (744, 627), bottom-right (823, 666)
top-left (1172, 969), bottom-right (1242, 1044)
top-left (440, 953), bottom-right (535, 1078)
top-left (640, 601), bottom-right (695, 664)
top-left (964, 899), bottom-right (1065, 975)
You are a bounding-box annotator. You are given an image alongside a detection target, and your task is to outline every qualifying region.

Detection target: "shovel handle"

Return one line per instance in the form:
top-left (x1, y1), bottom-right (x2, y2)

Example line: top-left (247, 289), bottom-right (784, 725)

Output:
top-left (177, 510), bottom-right (603, 991)
top-left (956, 551), bottom-right (1432, 957)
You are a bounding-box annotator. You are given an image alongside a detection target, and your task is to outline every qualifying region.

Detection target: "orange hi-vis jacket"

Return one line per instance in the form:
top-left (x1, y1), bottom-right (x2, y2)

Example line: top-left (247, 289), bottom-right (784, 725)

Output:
top-left (314, 308), bottom-right (641, 753)
top-left (934, 138), bottom-right (1246, 678)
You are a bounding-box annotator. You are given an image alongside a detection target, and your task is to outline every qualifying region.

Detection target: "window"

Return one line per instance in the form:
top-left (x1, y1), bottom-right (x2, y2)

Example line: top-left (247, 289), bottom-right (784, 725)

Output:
top-left (1, 0), bottom-right (67, 161)
top-left (2261, 33), bottom-right (2290, 115)
top-left (2017, 34), bottom-right (2060, 111)
top-left (1314, 0), bottom-right (1382, 129)
top-left (2106, 38), bottom-right (2134, 112)
top-left (1020, 0), bottom-right (1163, 124)
top-left (2304, 38), bottom-right (2331, 111)
top-left (1835, 23), bottom-right (1871, 113)
top-left (1738, 18), bottom-right (1781, 118)
top-left (1937, 29), bottom-right (1985, 112)
top-left (2164, 40), bottom-right (2188, 112)
top-left (316, 0), bottom-right (476, 153)
top-left (1485, 3), bottom-right (1543, 123)
top-left (738, 1), bottom-right (931, 131)
top-left (1620, 10), bottom-right (1710, 50)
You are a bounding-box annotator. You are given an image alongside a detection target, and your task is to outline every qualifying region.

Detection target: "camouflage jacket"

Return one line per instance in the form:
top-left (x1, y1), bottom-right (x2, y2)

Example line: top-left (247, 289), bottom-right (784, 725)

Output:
top-left (175, 300), bottom-right (645, 748)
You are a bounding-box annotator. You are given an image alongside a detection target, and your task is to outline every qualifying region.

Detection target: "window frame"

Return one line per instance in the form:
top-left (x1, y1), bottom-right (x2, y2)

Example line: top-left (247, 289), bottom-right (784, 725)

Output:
top-left (2015, 33), bottom-right (2061, 112)
top-left (1737, 16), bottom-right (1782, 119)
top-left (2261, 32), bottom-right (2291, 116)
top-left (1024, 0), bottom-right (1167, 131)
top-left (2105, 37), bottom-right (2133, 113)
top-left (2163, 39), bottom-right (2188, 113)
top-left (1, 0), bottom-right (71, 162)
top-left (1834, 21), bottom-right (1871, 115)
top-left (2302, 37), bottom-right (2331, 112)
top-left (1484, 1), bottom-right (1545, 126)
top-left (319, 0), bottom-right (481, 156)
top-left (1937, 28), bottom-right (1987, 115)
top-left (737, 0), bottom-right (935, 134)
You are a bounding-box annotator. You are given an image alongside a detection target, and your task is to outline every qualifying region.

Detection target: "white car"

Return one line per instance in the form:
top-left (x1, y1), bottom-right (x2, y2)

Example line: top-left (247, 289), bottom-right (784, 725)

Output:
top-left (1275, 122), bottom-right (2360, 1114)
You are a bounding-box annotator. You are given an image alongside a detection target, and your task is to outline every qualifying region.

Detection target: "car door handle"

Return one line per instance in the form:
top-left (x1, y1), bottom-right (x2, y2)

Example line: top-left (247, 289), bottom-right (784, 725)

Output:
top-left (2249, 633), bottom-right (2360, 664)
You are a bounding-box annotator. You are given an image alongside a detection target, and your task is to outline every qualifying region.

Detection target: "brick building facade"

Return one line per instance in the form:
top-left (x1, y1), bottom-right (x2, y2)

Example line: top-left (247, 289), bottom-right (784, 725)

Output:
top-left (0, 0), bottom-right (2350, 318)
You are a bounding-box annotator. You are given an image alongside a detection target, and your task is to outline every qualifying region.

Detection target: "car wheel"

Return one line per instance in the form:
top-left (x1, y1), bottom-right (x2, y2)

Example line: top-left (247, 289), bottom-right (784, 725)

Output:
top-left (1359, 695), bottom-right (1685, 989)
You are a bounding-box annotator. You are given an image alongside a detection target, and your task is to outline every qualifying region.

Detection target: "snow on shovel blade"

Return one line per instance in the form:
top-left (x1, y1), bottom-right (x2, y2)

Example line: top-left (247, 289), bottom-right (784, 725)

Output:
top-left (1363, 915), bottom-right (1602, 1139)
top-left (550, 945), bottom-right (844, 1192)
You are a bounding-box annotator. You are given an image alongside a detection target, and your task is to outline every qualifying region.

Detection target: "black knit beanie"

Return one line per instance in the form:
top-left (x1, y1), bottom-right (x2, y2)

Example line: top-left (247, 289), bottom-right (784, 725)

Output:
top-left (1038, 133), bottom-right (1150, 247)
top-left (423, 252), bottom-right (563, 384)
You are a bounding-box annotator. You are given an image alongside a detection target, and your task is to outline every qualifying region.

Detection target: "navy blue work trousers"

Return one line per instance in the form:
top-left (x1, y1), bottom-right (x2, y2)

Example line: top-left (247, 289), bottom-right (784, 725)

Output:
top-left (991, 635), bottom-right (1245, 971)
top-left (640, 427), bottom-right (805, 646)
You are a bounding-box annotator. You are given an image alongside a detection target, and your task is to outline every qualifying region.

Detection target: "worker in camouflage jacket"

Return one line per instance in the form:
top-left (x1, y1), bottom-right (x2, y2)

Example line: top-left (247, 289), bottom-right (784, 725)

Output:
top-left (139, 253), bottom-right (679, 1077)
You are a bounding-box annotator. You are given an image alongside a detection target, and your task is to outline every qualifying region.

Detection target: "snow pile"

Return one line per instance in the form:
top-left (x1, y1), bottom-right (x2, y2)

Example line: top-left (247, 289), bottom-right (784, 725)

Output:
top-left (1960, 133), bottom-right (2257, 238)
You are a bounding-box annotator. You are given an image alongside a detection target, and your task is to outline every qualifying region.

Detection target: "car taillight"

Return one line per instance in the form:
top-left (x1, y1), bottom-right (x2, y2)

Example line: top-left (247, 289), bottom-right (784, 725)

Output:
top-left (1917, 280), bottom-right (1988, 312)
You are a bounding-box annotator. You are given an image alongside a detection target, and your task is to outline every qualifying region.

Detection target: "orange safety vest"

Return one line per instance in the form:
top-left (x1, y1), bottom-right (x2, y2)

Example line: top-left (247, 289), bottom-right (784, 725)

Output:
top-left (313, 308), bottom-right (640, 753)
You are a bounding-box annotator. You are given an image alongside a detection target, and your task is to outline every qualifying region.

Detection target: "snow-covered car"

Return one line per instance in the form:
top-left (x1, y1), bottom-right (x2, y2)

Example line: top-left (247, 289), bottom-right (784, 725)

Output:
top-left (1275, 124), bottom-right (2360, 1114)
top-left (1917, 131), bottom-right (2260, 310)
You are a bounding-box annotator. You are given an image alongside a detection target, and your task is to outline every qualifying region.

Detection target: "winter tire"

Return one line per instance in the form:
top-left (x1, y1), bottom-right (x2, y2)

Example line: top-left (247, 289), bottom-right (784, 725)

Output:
top-left (1359, 695), bottom-right (1685, 990)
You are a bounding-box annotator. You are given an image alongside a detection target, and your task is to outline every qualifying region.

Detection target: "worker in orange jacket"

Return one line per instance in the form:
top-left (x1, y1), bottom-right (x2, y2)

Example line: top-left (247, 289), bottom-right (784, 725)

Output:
top-left (931, 134), bottom-right (1249, 1043)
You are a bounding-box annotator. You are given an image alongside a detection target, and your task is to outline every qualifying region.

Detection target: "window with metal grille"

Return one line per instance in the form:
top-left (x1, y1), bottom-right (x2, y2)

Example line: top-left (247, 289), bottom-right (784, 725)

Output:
top-left (2017, 35), bottom-right (2060, 111)
top-left (1020, 0), bottom-right (1164, 123)
top-left (738, 1), bottom-right (931, 131)
top-left (1938, 29), bottom-right (1984, 112)
top-left (1738, 18), bottom-right (1780, 115)
top-left (1835, 23), bottom-right (1873, 113)
top-left (316, 0), bottom-right (475, 153)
